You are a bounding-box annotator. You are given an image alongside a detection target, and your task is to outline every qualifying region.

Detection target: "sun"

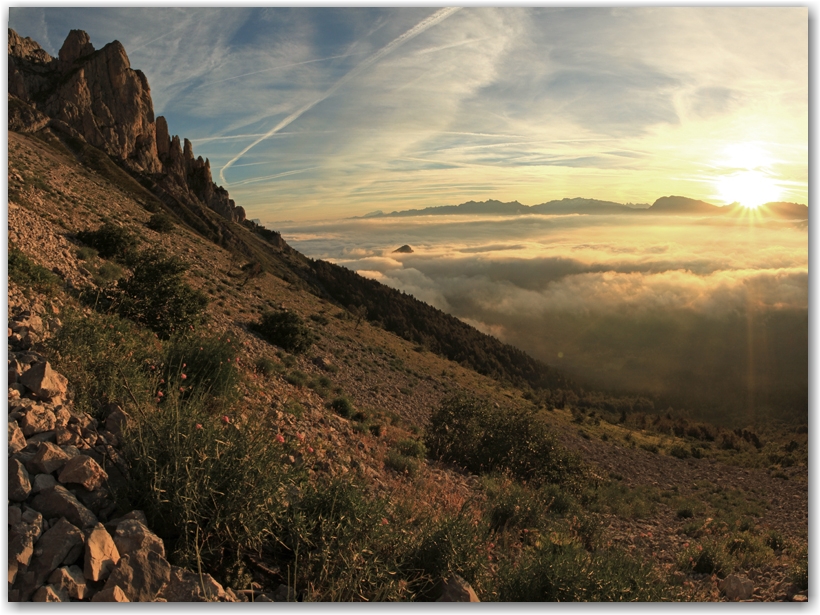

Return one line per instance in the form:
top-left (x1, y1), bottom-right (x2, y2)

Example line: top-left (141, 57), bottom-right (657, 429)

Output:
top-left (712, 143), bottom-right (783, 208)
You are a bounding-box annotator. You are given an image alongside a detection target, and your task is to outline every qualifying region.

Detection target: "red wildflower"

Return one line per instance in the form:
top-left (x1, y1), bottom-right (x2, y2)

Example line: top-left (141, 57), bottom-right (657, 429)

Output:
top-left (275, 434), bottom-right (285, 444)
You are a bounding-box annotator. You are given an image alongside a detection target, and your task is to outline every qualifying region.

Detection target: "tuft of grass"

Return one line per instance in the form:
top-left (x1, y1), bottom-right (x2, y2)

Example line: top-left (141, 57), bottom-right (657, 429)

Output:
top-left (385, 450), bottom-right (420, 477)
top-left (285, 370), bottom-right (309, 388)
top-left (395, 438), bottom-right (427, 459)
top-left (9, 243), bottom-right (60, 294)
top-left (255, 357), bottom-right (282, 377)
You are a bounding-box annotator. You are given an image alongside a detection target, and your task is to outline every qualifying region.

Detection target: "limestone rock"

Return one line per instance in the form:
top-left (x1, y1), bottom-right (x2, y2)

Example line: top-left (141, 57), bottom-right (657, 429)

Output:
top-left (92, 585), bottom-right (130, 602)
top-left (159, 565), bottom-right (226, 602)
top-left (20, 406), bottom-right (57, 437)
top-left (32, 584), bottom-right (69, 602)
top-left (114, 519), bottom-right (165, 558)
top-left (9, 420), bottom-right (27, 453)
top-left (104, 550), bottom-right (171, 602)
top-left (721, 574), bottom-right (754, 601)
top-left (30, 485), bottom-right (98, 528)
top-left (28, 441), bottom-right (70, 474)
top-left (9, 458), bottom-right (32, 502)
top-left (58, 454), bottom-right (108, 491)
top-left (16, 518), bottom-right (84, 600)
top-left (31, 472), bottom-right (58, 494)
top-left (84, 523), bottom-right (120, 582)
top-left (20, 362), bottom-right (68, 399)
top-left (58, 29), bottom-right (95, 66)
top-left (48, 565), bottom-right (89, 600)
top-left (436, 574), bottom-right (480, 602)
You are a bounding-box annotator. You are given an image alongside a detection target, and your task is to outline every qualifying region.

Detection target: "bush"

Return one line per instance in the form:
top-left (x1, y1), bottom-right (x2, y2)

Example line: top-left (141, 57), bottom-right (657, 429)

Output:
top-left (385, 450), bottom-right (420, 477)
top-left (255, 357), bottom-right (281, 376)
top-left (77, 223), bottom-right (137, 260)
top-left (115, 248), bottom-right (208, 338)
top-left (9, 244), bottom-right (60, 294)
top-left (426, 394), bottom-right (585, 488)
top-left (330, 396), bottom-right (355, 419)
top-left (76, 246), bottom-right (98, 261)
top-left (252, 310), bottom-right (315, 354)
top-left (668, 444), bottom-right (691, 459)
top-left (285, 370), bottom-right (309, 387)
top-left (146, 212), bottom-right (176, 233)
top-left (93, 261), bottom-right (123, 285)
top-left (395, 438), bottom-right (427, 459)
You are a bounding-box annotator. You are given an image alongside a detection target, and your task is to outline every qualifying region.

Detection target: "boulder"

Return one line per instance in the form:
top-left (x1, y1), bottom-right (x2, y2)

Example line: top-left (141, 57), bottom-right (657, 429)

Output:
top-left (20, 406), bottom-right (57, 437)
top-left (92, 585), bottom-right (130, 602)
top-left (436, 574), bottom-right (480, 602)
top-left (104, 550), bottom-right (171, 602)
top-left (58, 455), bottom-right (108, 491)
top-left (104, 405), bottom-right (132, 438)
top-left (28, 441), bottom-right (70, 474)
top-left (9, 458), bottom-right (32, 502)
top-left (159, 565), bottom-right (226, 602)
top-left (30, 485), bottom-right (98, 528)
top-left (720, 574), bottom-right (754, 601)
top-left (16, 518), bottom-right (84, 600)
top-left (48, 565), bottom-right (89, 600)
top-left (20, 362), bottom-right (68, 399)
top-left (114, 519), bottom-right (165, 558)
top-left (32, 584), bottom-right (69, 602)
top-left (84, 523), bottom-right (120, 582)
top-left (31, 472), bottom-right (58, 494)
top-left (9, 420), bottom-right (27, 453)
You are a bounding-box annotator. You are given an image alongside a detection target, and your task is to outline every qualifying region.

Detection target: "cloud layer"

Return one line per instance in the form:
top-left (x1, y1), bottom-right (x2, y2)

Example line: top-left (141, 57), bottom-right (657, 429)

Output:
top-left (277, 213), bottom-right (807, 420)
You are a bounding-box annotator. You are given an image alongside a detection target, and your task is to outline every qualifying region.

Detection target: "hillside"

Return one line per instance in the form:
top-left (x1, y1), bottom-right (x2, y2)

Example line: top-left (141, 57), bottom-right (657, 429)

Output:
top-left (7, 29), bottom-right (808, 603)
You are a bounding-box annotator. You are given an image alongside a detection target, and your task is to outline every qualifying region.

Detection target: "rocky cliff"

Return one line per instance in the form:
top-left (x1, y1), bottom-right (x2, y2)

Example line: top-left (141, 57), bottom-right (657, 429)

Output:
top-left (8, 28), bottom-right (245, 225)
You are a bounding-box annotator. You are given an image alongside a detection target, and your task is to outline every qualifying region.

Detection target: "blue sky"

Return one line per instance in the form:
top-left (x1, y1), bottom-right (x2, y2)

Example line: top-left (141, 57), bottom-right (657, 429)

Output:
top-left (9, 7), bottom-right (808, 222)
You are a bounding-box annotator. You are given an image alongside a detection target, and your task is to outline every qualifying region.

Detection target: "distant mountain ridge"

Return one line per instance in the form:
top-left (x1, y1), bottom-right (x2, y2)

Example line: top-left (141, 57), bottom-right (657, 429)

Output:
top-left (359, 196), bottom-right (807, 220)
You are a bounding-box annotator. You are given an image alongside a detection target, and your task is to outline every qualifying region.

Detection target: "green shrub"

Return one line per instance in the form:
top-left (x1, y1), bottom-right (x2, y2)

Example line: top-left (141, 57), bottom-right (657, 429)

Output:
top-left (9, 244), bottom-right (60, 294)
top-left (146, 212), bottom-right (175, 233)
top-left (640, 442), bottom-right (659, 454)
top-left (330, 396), bottom-right (355, 419)
top-left (115, 248), bottom-right (208, 338)
top-left (255, 357), bottom-right (281, 376)
top-left (76, 246), bottom-right (98, 261)
top-left (77, 223), bottom-right (137, 260)
top-left (789, 544), bottom-right (808, 590)
top-left (426, 394), bottom-right (585, 489)
top-left (93, 261), bottom-right (123, 285)
top-left (385, 450), bottom-right (420, 477)
top-left (285, 370), bottom-right (309, 387)
top-left (668, 444), bottom-right (691, 459)
top-left (395, 438), bottom-right (427, 459)
top-left (494, 541), bottom-right (667, 601)
top-left (252, 310), bottom-right (315, 354)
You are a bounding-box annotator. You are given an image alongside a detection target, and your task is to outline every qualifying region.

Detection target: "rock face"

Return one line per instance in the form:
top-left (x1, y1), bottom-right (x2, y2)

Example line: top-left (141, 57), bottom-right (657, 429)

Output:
top-left (8, 28), bottom-right (246, 225)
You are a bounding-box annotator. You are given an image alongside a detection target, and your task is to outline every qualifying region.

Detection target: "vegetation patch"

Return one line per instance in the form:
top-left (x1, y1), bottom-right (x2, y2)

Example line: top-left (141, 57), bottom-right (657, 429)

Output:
top-left (251, 309), bottom-right (316, 354)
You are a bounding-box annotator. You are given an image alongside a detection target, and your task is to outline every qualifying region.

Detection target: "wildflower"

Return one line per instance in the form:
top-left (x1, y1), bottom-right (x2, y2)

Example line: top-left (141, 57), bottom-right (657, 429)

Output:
top-left (307, 446), bottom-right (314, 454)
top-left (195, 423), bottom-right (203, 430)
top-left (697, 545), bottom-right (703, 552)
top-left (150, 365), bottom-right (156, 370)
top-left (275, 434), bottom-right (285, 444)
top-left (160, 379), bottom-right (165, 384)
top-left (199, 347), bottom-right (203, 351)
top-left (683, 542), bottom-right (689, 548)
top-left (182, 363), bottom-right (187, 368)
top-left (179, 387), bottom-right (185, 392)
top-left (157, 391), bottom-right (164, 397)
top-left (222, 415), bottom-right (231, 425)
top-left (381, 518), bottom-right (389, 526)
top-left (155, 397), bottom-right (161, 403)
top-left (296, 433), bottom-right (305, 441)
top-left (181, 373), bottom-right (187, 380)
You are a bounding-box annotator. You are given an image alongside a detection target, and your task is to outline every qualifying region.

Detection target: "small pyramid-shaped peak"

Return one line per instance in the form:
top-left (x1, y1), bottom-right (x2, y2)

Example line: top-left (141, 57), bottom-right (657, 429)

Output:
top-left (59, 29), bottom-right (95, 65)
top-left (393, 245), bottom-right (414, 254)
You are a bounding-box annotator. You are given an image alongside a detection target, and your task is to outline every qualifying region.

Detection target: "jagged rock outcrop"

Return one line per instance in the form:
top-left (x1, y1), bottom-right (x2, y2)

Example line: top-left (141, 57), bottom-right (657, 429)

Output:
top-left (8, 28), bottom-right (245, 224)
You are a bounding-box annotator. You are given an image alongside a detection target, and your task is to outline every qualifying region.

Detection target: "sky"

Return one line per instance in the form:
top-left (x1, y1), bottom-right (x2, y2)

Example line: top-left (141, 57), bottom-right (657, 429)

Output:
top-left (7, 6), bottom-right (809, 222)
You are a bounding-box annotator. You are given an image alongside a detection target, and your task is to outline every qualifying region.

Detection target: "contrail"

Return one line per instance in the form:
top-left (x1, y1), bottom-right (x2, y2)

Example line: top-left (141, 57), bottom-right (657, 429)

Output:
top-left (197, 52), bottom-right (365, 88)
top-left (219, 7), bottom-right (462, 185)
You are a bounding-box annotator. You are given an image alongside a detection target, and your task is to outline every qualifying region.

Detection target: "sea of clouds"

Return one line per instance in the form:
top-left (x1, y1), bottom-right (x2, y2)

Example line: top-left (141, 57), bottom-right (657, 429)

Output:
top-left (276, 213), bottom-right (807, 422)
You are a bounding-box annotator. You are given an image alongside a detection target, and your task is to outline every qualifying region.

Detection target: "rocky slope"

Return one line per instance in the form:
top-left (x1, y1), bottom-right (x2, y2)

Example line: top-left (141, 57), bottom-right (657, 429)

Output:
top-left (9, 28), bottom-right (245, 225)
